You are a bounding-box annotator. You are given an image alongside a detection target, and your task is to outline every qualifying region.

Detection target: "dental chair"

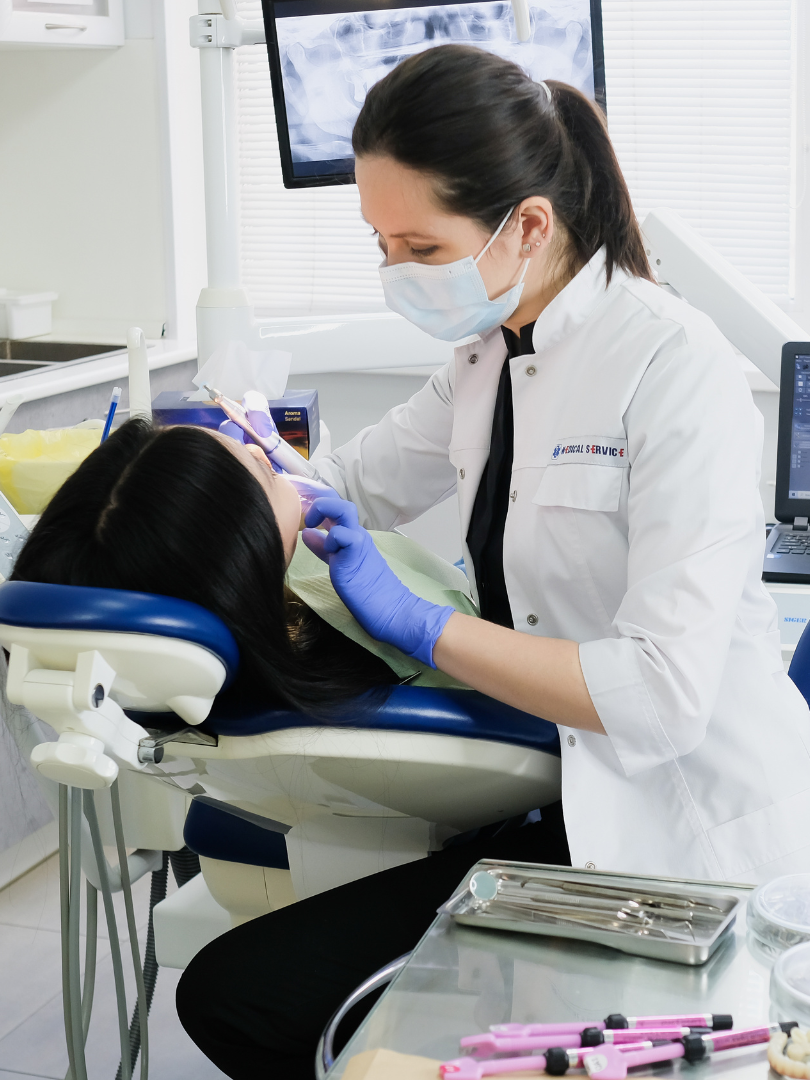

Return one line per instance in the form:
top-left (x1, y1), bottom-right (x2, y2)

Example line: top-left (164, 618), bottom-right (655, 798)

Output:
top-left (0, 578), bottom-right (561, 1072)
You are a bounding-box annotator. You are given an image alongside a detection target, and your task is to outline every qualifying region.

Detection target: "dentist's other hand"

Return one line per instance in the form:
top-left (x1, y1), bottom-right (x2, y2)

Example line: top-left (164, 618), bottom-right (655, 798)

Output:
top-left (302, 497), bottom-right (454, 668)
top-left (218, 418), bottom-right (248, 444)
top-left (242, 390), bottom-right (280, 444)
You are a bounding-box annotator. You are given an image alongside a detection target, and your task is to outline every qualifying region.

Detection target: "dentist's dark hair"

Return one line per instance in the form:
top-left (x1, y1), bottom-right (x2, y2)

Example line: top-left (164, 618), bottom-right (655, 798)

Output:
top-left (353, 44), bottom-right (652, 285)
top-left (11, 419), bottom-right (395, 716)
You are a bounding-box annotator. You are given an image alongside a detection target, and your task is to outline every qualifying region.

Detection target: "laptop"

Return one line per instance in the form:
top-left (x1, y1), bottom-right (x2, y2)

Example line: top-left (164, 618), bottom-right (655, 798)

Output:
top-left (763, 341), bottom-right (810, 582)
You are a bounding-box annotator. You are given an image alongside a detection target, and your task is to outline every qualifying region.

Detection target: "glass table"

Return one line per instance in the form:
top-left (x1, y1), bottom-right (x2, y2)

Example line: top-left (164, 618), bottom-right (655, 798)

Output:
top-left (328, 862), bottom-right (788, 1080)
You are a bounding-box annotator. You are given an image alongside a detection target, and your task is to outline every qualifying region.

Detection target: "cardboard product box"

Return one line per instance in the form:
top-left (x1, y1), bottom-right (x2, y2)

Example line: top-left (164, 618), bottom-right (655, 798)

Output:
top-left (151, 389), bottom-right (320, 460)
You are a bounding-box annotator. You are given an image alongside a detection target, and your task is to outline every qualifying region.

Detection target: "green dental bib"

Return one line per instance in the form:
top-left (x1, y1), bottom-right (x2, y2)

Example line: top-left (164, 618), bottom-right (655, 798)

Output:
top-left (286, 531), bottom-right (479, 688)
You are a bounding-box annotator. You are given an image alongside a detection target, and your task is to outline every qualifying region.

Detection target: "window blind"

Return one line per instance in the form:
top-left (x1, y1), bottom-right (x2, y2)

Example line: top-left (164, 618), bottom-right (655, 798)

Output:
top-left (602, 0), bottom-right (794, 302)
top-left (235, 0), bottom-right (385, 317)
top-left (235, 0), bottom-right (795, 314)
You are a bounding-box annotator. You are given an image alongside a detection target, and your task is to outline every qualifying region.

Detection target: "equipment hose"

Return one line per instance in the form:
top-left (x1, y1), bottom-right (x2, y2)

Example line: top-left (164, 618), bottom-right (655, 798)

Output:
top-left (59, 786), bottom-right (78, 1080)
top-left (114, 846), bottom-right (200, 1080)
top-left (110, 782), bottom-right (149, 1080)
top-left (83, 790), bottom-right (133, 1080)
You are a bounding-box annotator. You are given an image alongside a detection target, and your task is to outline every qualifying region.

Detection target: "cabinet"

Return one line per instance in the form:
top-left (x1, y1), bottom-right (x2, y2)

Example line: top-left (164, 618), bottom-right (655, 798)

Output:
top-left (0, 0), bottom-right (124, 47)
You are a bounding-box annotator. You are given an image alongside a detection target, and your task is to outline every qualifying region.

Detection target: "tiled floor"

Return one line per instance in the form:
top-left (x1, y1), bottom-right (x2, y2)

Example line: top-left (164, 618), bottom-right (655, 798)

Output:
top-left (0, 854), bottom-right (229, 1080)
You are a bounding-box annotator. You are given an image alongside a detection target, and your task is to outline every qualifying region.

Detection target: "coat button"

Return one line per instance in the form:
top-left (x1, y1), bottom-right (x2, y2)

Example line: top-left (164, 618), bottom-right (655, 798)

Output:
top-left (510, 489), bottom-right (517, 502)
top-left (525, 364), bottom-right (537, 376)
top-left (459, 468), bottom-right (465, 480)
top-left (567, 734), bottom-right (577, 747)
top-left (468, 353), bottom-right (479, 364)
top-left (585, 862), bottom-right (596, 870)
top-left (527, 613), bottom-right (538, 626)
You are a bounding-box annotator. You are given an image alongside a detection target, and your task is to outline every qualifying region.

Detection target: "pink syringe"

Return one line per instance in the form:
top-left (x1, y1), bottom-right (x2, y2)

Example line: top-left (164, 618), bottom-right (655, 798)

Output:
top-left (581, 1023), bottom-right (798, 1080)
top-left (440, 1041), bottom-right (654, 1079)
top-left (461, 1027), bottom-right (706, 1057)
top-left (489, 1011), bottom-right (732, 1037)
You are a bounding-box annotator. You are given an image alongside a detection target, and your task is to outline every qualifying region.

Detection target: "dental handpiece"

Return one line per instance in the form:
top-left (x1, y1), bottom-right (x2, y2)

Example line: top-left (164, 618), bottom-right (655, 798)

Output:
top-left (461, 1027), bottom-right (706, 1056)
top-left (204, 384), bottom-right (321, 480)
top-left (440, 1041), bottom-right (655, 1079)
top-left (489, 1011), bottom-right (733, 1037)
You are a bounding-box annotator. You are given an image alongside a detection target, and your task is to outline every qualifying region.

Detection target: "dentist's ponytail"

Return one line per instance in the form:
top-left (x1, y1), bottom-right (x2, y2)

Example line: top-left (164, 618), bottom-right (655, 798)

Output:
top-left (353, 45), bottom-right (652, 286)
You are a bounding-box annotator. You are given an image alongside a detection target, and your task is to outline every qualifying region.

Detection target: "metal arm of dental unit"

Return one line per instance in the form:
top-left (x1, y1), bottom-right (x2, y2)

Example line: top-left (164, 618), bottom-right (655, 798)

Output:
top-left (642, 208), bottom-right (807, 388)
top-left (188, 0), bottom-right (529, 376)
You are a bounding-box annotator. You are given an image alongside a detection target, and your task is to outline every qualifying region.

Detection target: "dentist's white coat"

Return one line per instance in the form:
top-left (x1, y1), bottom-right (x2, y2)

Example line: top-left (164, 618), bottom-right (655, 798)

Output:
top-left (318, 249), bottom-right (810, 883)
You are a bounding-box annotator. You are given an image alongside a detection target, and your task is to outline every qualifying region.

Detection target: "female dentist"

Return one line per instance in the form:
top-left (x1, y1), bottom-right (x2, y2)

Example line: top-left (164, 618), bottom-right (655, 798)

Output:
top-left (178, 45), bottom-right (810, 1079)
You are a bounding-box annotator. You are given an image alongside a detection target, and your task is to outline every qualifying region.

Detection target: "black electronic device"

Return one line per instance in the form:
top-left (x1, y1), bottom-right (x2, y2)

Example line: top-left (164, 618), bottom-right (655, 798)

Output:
top-left (763, 342), bottom-right (810, 582)
top-left (261, 0), bottom-right (605, 188)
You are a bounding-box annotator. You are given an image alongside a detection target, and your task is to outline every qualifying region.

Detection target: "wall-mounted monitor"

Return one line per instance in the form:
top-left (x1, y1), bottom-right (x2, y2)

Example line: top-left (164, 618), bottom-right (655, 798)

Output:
top-left (262, 0), bottom-right (605, 189)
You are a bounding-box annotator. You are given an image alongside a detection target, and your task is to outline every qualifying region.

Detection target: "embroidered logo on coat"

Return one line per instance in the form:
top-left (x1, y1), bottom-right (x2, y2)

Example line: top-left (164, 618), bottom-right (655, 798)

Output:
top-left (549, 437), bottom-right (629, 466)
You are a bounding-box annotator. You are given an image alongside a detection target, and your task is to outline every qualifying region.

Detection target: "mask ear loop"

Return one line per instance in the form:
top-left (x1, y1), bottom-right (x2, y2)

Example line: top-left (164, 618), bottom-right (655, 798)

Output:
top-left (474, 206), bottom-right (531, 290)
top-left (474, 206), bottom-right (517, 264)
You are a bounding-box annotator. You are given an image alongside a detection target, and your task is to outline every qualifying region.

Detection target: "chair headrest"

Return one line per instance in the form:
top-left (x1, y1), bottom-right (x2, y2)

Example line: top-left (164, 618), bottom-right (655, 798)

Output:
top-left (0, 580), bottom-right (240, 684)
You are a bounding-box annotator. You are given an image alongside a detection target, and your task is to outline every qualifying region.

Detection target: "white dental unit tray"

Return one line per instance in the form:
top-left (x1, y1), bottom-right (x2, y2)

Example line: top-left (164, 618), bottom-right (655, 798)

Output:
top-left (440, 861), bottom-right (742, 966)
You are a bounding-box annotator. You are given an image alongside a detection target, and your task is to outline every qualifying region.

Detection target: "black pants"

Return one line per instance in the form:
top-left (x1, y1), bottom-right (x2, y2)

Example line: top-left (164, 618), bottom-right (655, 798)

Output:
top-left (176, 804), bottom-right (570, 1080)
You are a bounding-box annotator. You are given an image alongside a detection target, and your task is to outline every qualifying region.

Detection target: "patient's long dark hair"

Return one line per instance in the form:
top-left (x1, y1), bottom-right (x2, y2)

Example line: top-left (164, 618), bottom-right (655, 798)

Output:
top-left (11, 419), bottom-right (395, 714)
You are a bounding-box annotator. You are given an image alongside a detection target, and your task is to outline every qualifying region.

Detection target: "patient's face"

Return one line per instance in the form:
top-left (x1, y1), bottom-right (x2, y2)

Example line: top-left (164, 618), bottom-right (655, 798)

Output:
top-left (214, 433), bottom-right (301, 565)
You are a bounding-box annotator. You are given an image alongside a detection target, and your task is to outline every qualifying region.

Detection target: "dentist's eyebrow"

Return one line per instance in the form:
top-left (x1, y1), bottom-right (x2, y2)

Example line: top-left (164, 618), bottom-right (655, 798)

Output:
top-left (361, 212), bottom-right (439, 243)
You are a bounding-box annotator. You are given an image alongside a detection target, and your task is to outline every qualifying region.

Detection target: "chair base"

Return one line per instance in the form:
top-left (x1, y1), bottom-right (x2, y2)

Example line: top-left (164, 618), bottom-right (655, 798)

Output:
top-left (153, 872), bottom-right (231, 969)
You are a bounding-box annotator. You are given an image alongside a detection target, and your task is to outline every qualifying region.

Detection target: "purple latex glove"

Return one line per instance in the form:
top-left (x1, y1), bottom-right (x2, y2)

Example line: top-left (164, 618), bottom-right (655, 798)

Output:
top-left (302, 496), bottom-right (455, 668)
top-left (243, 390), bottom-right (279, 443)
top-left (218, 391), bottom-right (285, 466)
top-left (218, 418), bottom-right (248, 443)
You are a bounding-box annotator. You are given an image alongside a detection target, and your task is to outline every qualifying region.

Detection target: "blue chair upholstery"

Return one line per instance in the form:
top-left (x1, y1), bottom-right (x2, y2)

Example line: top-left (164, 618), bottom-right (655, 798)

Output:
top-left (184, 796), bottom-right (291, 869)
top-left (789, 620), bottom-right (810, 705)
top-left (0, 580), bottom-right (240, 686)
top-left (198, 686), bottom-right (561, 755)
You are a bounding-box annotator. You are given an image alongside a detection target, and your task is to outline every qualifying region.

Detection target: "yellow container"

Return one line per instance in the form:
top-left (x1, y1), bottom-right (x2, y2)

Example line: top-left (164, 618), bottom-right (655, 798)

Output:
top-left (0, 427), bottom-right (102, 514)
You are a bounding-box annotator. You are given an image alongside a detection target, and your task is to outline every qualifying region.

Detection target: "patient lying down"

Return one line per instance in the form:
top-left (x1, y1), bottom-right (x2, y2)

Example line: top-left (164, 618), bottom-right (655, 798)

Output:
top-left (11, 419), bottom-right (475, 715)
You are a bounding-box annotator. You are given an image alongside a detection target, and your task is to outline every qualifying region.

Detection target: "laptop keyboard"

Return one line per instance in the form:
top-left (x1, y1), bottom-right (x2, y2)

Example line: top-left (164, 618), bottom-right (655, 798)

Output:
top-left (776, 534), bottom-right (810, 555)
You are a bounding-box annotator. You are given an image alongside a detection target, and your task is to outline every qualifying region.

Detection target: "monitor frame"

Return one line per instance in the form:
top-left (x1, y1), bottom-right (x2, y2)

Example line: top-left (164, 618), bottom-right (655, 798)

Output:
top-left (261, 0), bottom-right (606, 189)
top-left (775, 341), bottom-right (810, 523)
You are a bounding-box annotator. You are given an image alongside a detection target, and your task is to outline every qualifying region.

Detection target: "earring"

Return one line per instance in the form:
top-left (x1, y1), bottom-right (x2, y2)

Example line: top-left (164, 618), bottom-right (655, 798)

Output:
top-left (522, 243), bottom-right (531, 252)
top-left (535, 241), bottom-right (541, 247)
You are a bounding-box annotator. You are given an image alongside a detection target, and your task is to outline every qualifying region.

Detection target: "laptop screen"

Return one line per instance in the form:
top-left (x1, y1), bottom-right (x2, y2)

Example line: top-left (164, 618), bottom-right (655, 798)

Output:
top-left (262, 0), bottom-right (605, 188)
top-left (789, 354), bottom-right (810, 501)
top-left (775, 342), bottom-right (810, 522)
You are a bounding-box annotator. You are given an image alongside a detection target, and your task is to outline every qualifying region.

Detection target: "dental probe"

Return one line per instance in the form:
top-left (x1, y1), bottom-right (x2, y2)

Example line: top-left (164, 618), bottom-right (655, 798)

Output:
top-left (489, 1011), bottom-right (733, 1036)
top-left (581, 1023), bottom-right (799, 1080)
top-left (461, 1027), bottom-right (708, 1055)
top-left (204, 383), bottom-right (321, 480)
top-left (440, 1041), bottom-right (655, 1079)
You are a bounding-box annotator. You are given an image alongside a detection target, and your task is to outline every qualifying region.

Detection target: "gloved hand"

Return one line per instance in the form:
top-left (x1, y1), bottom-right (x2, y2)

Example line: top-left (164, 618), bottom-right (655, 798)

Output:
top-left (243, 389), bottom-right (279, 444)
top-left (219, 418), bottom-right (249, 444)
top-left (302, 496), bottom-right (455, 668)
top-left (218, 390), bottom-right (282, 455)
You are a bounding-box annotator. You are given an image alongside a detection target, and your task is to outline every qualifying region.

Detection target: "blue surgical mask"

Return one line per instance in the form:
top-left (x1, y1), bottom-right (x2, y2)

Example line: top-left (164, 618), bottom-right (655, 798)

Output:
top-left (378, 208), bottom-right (530, 342)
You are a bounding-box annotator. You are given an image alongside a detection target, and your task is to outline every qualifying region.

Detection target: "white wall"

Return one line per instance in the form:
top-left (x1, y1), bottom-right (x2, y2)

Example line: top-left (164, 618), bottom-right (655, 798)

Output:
top-left (0, 18), bottom-right (168, 340)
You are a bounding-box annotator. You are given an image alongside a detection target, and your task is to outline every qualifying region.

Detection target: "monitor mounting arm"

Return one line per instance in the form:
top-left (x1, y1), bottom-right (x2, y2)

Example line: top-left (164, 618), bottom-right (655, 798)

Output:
top-left (642, 208), bottom-right (806, 388)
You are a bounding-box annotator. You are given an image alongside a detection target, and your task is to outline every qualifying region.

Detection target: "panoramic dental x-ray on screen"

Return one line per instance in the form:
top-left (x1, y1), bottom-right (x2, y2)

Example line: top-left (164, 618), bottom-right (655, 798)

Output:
top-left (263, 0), bottom-right (603, 186)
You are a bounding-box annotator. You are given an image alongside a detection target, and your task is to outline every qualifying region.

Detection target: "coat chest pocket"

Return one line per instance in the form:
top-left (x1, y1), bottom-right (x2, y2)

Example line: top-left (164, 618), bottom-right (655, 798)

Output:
top-left (533, 463), bottom-right (624, 512)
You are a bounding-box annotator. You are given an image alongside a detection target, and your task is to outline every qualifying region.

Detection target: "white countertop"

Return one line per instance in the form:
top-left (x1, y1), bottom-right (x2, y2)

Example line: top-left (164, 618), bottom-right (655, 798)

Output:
top-left (0, 338), bottom-right (196, 408)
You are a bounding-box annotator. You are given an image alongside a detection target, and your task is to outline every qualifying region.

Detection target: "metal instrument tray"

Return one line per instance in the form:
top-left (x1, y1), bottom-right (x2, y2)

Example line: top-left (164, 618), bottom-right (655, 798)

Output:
top-left (439, 860), bottom-right (741, 966)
